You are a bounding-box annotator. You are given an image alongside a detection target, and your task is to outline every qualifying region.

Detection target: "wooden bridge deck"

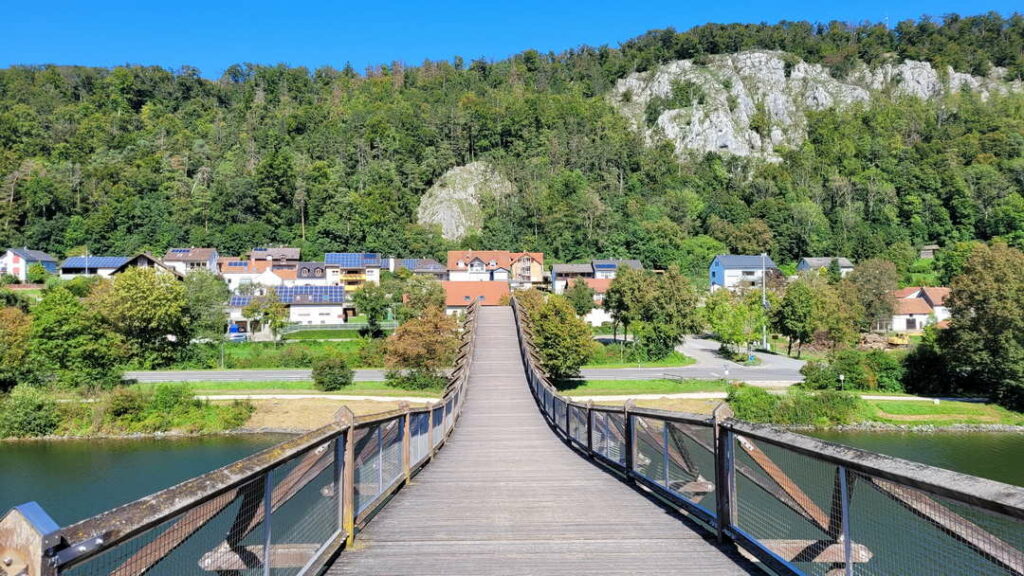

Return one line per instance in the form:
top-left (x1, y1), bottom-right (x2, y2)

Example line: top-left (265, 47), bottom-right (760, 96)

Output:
top-left (326, 307), bottom-right (758, 575)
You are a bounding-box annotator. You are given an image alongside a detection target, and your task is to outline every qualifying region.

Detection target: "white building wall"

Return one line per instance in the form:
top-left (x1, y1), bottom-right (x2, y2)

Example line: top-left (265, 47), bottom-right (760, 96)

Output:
top-left (59, 268), bottom-right (118, 279)
top-left (364, 268), bottom-right (380, 284)
top-left (584, 308), bottom-right (614, 327)
top-left (289, 305), bottom-right (348, 325)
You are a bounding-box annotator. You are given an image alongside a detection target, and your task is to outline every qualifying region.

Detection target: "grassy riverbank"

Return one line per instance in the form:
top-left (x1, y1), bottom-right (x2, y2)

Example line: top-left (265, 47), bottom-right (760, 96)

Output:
top-left (584, 345), bottom-right (695, 369)
top-left (130, 380), bottom-right (443, 398)
top-left (557, 378), bottom-right (727, 395)
top-left (171, 339), bottom-right (384, 370)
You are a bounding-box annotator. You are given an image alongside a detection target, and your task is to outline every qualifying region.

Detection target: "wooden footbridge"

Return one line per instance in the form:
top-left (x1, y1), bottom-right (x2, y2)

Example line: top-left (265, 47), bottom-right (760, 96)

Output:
top-left (3, 303), bottom-right (1023, 576)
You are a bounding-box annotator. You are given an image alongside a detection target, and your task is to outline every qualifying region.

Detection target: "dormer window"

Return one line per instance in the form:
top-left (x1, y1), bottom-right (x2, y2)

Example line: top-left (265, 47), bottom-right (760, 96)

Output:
top-left (489, 260), bottom-right (496, 266)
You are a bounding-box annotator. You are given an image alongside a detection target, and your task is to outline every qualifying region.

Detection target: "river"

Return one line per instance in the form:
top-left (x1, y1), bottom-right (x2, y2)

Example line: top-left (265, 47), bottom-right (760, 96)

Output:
top-left (0, 434), bottom-right (290, 525)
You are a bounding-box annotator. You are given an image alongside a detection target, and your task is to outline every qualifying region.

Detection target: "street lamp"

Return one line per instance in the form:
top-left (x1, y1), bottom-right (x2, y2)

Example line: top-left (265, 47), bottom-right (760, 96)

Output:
top-left (839, 374), bottom-right (845, 391)
top-left (761, 252), bottom-right (769, 351)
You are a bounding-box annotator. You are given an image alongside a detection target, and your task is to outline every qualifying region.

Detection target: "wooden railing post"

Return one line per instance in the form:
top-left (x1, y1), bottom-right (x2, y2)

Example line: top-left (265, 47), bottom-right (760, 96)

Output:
top-left (713, 403), bottom-right (736, 543)
top-left (585, 400), bottom-right (594, 455)
top-left (337, 407), bottom-right (357, 547)
top-left (624, 400), bottom-right (636, 477)
top-left (400, 402), bottom-right (412, 484)
top-left (427, 402), bottom-right (436, 458)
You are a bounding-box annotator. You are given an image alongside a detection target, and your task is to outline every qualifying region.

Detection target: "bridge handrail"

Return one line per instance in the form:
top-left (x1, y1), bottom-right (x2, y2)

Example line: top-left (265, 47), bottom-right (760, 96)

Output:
top-left (0, 301), bottom-right (479, 576)
top-left (511, 297), bottom-right (1024, 576)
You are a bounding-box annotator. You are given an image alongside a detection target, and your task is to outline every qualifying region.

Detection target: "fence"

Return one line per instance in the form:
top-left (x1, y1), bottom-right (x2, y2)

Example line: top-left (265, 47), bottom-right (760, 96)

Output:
top-left (0, 302), bottom-right (478, 576)
top-left (511, 298), bottom-right (1024, 576)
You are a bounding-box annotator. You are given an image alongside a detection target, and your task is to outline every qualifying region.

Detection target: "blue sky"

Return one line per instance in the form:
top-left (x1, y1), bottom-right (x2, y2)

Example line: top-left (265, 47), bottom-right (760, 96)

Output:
top-left (3, 1), bottom-right (1019, 78)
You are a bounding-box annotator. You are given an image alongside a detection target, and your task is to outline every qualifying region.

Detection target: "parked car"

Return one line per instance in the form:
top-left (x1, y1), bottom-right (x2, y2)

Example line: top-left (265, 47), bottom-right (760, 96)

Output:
top-left (227, 332), bottom-right (249, 343)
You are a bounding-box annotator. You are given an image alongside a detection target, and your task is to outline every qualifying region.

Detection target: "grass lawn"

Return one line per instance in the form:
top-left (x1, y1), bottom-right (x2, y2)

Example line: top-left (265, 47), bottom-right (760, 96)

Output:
top-left (284, 329), bottom-right (367, 340)
top-left (584, 344), bottom-right (695, 369)
top-left (131, 380), bottom-right (442, 398)
top-left (556, 378), bottom-right (728, 396)
top-left (865, 399), bottom-right (1024, 426)
top-left (172, 339), bottom-right (384, 369)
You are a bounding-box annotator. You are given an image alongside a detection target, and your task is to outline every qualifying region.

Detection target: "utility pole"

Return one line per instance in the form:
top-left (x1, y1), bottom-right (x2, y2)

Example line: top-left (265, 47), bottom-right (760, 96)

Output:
top-left (761, 252), bottom-right (769, 351)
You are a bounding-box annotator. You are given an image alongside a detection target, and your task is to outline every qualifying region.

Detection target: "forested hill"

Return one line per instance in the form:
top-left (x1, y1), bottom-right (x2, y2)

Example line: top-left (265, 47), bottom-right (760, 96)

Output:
top-left (1, 13), bottom-right (1023, 276)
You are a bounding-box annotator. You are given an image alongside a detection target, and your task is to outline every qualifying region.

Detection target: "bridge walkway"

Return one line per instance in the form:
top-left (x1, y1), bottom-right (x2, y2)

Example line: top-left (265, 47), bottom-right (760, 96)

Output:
top-left (326, 306), bottom-right (757, 575)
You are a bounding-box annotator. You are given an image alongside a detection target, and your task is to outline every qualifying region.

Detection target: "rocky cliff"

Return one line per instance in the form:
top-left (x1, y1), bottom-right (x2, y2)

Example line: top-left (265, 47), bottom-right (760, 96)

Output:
top-left (611, 50), bottom-right (1018, 160)
top-left (416, 161), bottom-right (514, 241)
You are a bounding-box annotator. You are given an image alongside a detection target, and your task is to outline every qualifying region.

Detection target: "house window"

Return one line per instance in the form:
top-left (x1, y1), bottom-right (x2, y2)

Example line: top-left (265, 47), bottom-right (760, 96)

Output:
top-left (464, 296), bottom-right (471, 301)
top-left (906, 317), bottom-right (917, 330)
top-left (742, 271), bottom-right (755, 276)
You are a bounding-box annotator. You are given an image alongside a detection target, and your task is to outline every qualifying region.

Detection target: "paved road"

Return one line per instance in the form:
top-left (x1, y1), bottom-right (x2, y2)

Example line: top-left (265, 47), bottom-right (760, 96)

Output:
top-left (127, 336), bottom-right (806, 385)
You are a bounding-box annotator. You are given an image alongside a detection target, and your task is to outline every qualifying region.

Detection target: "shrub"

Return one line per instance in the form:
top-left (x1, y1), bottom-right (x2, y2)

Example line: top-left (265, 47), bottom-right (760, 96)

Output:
top-left (727, 386), bottom-right (779, 423)
top-left (728, 385), bottom-right (863, 427)
top-left (385, 369), bottom-right (447, 391)
top-left (107, 387), bottom-right (147, 422)
top-left (800, 349), bottom-right (905, 392)
top-left (313, 357), bottom-right (355, 391)
top-left (0, 385), bottom-right (60, 438)
top-left (150, 383), bottom-right (199, 414)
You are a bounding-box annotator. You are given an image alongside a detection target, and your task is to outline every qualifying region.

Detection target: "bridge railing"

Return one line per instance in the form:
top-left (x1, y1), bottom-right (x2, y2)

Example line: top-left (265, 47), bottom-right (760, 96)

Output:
top-left (511, 298), bottom-right (1024, 576)
top-left (0, 302), bottom-right (478, 576)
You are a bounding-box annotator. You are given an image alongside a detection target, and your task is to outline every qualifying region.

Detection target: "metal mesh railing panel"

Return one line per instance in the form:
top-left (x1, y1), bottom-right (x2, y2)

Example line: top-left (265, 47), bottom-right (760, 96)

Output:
top-left (380, 418), bottom-right (404, 488)
top-left (353, 426), bottom-right (381, 515)
top-left (431, 405), bottom-right (444, 447)
top-left (63, 476), bottom-right (270, 576)
top-left (845, 470), bottom-right (1024, 576)
top-left (665, 422), bottom-right (717, 515)
top-left (410, 412), bottom-right (430, 466)
top-left (732, 433), bottom-right (842, 576)
top-left (264, 440), bottom-right (340, 576)
top-left (553, 396), bottom-right (567, 432)
top-left (633, 416), bottom-right (666, 482)
top-left (590, 411), bottom-right (625, 466)
top-left (568, 404), bottom-right (587, 445)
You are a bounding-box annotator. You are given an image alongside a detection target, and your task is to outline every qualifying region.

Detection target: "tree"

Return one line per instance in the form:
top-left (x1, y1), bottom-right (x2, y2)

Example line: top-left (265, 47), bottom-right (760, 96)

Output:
top-left (385, 306), bottom-right (460, 388)
top-left (91, 268), bottom-right (191, 366)
top-left (242, 288), bottom-right (288, 342)
top-left (564, 279), bottom-right (596, 316)
top-left (844, 259), bottom-right (898, 331)
top-left (30, 286), bottom-right (118, 388)
top-left (532, 295), bottom-right (594, 380)
top-left (352, 282), bottom-right (392, 337)
top-left (942, 242), bottom-right (1024, 409)
top-left (312, 357), bottom-right (354, 391)
top-left (775, 280), bottom-right (816, 357)
top-left (935, 240), bottom-right (983, 285)
top-left (0, 307), bottom-right (33, 390)
top-left (27, 263), bottom-right (49, 284)
top-left (605, 267), bottom-right (650, 341)
top-left (704, 289), bottom-right (766, 358)
top-left (393, 275), bottom-right (445, 323)
top-left (184, 269), bottom-right (230, 340)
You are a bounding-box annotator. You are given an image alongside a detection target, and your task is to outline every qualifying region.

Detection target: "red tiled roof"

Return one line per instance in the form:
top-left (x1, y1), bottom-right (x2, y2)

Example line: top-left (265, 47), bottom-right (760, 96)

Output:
top-left (895, 298), bottom-right (934, 315)
top-left (273, 269), bottom-right (297, 280)
top-left (582, 278), bottom-right (612, 294)
top-left (447, 250), bottom-right (512, 270)
top-left (893, 287), bottom-right (920, 299)
top-left (921, 287), bottom-right (950, 307)
top-left (442, 281), bottom-right (510, 307)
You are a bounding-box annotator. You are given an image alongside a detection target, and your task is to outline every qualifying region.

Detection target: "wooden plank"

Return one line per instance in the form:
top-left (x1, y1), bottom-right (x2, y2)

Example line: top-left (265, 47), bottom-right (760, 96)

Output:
top-left (756, 539), bottom-right (873, 563)
top-left (736, 435), bottom-right (831, 531)
top-left (199, 543), bottom-right (319, 571)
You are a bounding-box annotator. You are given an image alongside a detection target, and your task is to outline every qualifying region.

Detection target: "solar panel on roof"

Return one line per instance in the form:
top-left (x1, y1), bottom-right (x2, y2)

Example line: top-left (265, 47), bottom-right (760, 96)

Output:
top-left (227, 261), bottom-right (247, 267)
top-left (170, 248), bottom-right (190, 254)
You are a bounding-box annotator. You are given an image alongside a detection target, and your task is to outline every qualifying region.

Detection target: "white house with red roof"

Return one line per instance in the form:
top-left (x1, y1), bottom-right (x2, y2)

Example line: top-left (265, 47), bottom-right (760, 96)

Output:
top-left (887, 286), bottom-right (951, 333)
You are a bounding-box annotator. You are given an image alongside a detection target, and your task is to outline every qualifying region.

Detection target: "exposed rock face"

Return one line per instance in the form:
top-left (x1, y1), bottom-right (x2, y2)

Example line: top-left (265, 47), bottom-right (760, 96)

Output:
top-left (612, 50), bottom-right (1018, 160)
top-left (416, 161), bottom-right (514, 241)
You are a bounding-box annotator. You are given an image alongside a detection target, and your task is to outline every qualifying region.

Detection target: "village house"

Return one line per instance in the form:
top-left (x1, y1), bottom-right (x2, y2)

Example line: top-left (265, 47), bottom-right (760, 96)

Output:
top-left (162, 247), bottom-right (219, 275)
top-left (58, 256), bottom-right (129, 279)
top-left (884, 286), bottom-right (952, 333)
top-left (247, 246), bottom-right (301, 265)
top-left (1, 247), bottom-right (57, 282)
top-left (219, 259), bottom-right (272, 290)
top-left (550, 259), bottom-right (642, 294)
top-left (708, 254), bottom-right (779, 292)
top-left (111, 253), bottom-right (184, 278)
top-left (389, 258), bottom-right (447, 280)
top-left (295, 262), bottom-right (330, 286)
top-left (447, 250), bottom-right (512, 283)
top-left (442, 281), bottom-right (510, 315)
top-left (572, 278), bottom-right (616, 326)
top-left (228, 285), bottom-right (350, 335)
top-left (324, 252), bottom-right (382, 290)
top-left (919, 244), bottom-right (941, 259)
top-left (509, 252), bottom-right (545, 289)
top-left (796, 257), bottom-right (854, 277)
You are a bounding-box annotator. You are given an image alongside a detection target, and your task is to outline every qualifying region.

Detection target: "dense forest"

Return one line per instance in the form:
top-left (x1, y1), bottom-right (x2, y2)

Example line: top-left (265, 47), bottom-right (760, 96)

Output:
top-left (2, 12), bottom-right (1023, 275)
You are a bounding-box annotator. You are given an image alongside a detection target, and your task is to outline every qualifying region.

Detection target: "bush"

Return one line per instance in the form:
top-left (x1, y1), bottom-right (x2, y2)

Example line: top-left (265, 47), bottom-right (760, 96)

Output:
top-left (728, 385), bottom-right (863, 427)
top-left (0, 385), bottom-right (60, 438)
top-left (800, 349), bottom-right (905, 392)
top-left (150, 383), bottom-right (199, 414)
top-left (385, 369), bottom-right (447, 391)
top-left (727, 386), bottom-right (778, 422)
top-left (107, 387), bottom-right (147, 422)
top-left (312, 357), bottom-right (354, 391)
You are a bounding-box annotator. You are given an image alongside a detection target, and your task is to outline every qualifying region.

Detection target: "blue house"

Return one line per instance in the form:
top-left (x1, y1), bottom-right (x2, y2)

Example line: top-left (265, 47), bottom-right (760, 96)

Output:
top-left (709, 254), bottom-right (778, 291)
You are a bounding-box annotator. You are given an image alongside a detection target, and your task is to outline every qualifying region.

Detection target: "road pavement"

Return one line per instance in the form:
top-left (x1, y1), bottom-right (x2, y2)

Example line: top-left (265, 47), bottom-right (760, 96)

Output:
top-left (126, 336), bottom-right (807, 385)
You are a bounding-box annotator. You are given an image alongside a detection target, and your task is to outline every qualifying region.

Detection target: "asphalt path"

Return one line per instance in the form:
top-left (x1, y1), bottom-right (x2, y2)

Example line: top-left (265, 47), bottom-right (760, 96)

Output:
top-left (126, 336), bottom-right (806, 385)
